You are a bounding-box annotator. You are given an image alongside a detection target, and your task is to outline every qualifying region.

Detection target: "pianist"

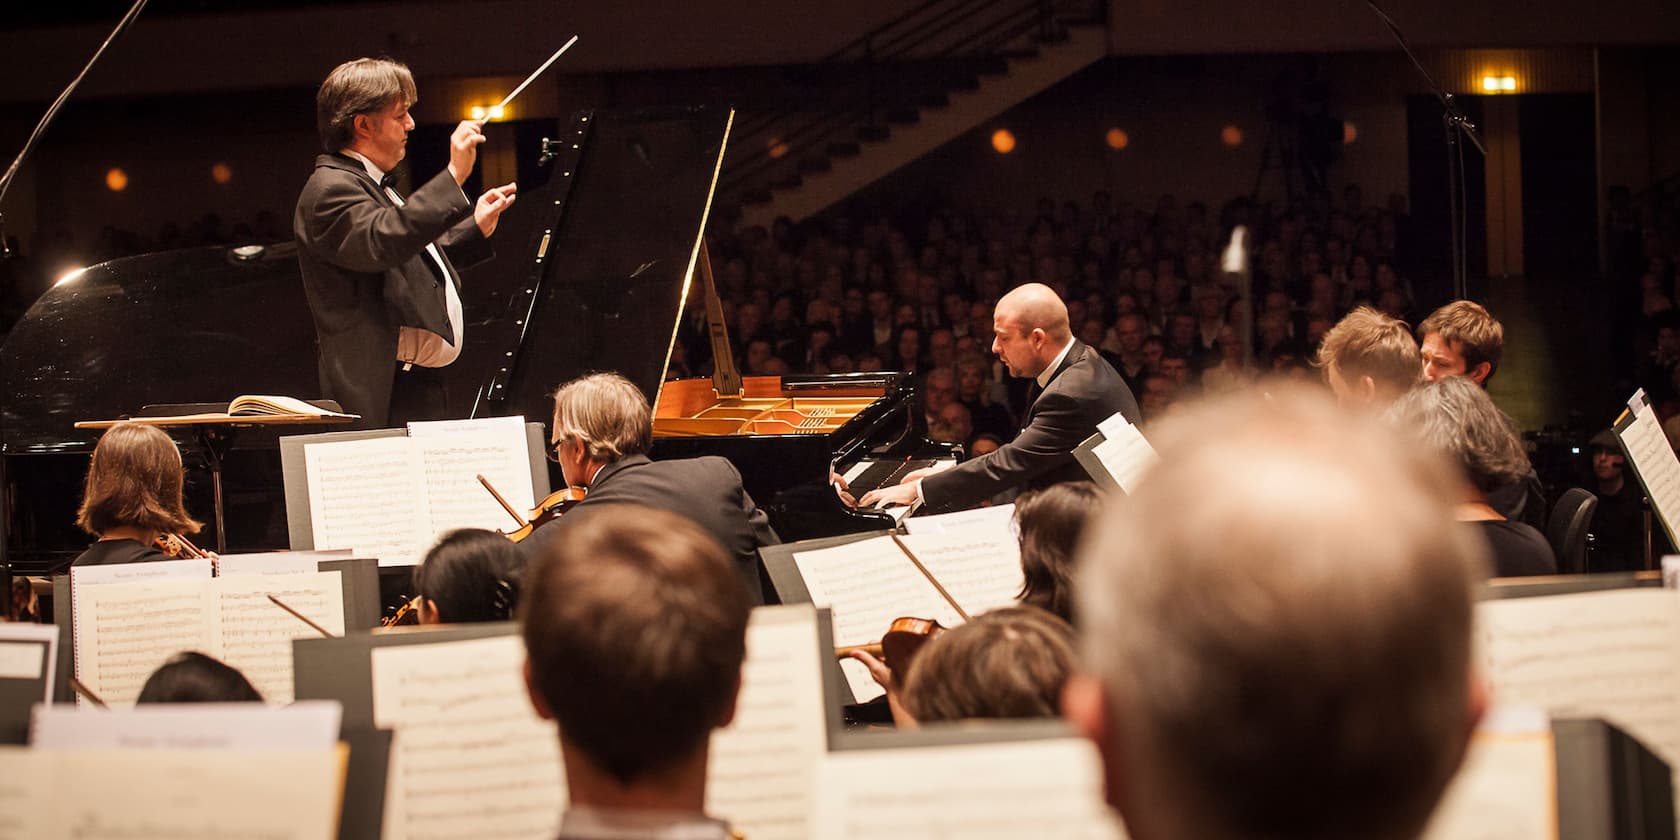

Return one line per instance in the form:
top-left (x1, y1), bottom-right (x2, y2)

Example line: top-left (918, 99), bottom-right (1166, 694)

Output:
top-left (521, 372), bottom-right (778, 604)
top-left (860, 283), bottom-right (1140, 512)
top-left (294, 57), bottom-right (518, 427)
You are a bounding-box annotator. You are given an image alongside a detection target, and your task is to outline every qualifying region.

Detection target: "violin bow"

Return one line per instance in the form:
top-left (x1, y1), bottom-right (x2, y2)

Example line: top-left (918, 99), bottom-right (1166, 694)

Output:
top-left (477, 474), bottom-right (530, 527)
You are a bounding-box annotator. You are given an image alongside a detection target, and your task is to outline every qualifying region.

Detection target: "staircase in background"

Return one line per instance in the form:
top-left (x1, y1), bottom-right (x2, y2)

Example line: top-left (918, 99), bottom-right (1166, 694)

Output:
top-left (718, 0), bottom-right (1109, 229)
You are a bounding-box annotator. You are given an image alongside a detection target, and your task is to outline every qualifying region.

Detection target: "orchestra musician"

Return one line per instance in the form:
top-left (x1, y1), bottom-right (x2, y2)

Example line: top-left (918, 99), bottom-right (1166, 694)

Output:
top-left (72, 422), bottom-right (202, 567)
top-left (858, 283), bottom-right (1140, 513)
top-left (411, 528), bottom-right (526, 624)
top-left (136, 652), bottom-right (263, 704)
top-left (294, 57), bottom-right (518, 428)
top-left (521, 505), bottom-right (750, 839)
top-left (521, 372), bottom-right (779, 604)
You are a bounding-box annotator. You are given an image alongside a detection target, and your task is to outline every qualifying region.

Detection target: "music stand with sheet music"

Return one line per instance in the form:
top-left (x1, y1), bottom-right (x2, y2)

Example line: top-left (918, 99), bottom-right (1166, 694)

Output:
top-left (1612, 389), bottom-right (1680, 570)
top-left (76, 404), bottom-right (355, 553)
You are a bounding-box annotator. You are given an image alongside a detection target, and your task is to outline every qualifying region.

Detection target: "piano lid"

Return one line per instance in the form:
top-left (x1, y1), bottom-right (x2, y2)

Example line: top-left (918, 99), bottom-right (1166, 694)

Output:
top-left (0, 244), bottom-right (320, 453)
top-left (471, 105), bottom-right (733, 425)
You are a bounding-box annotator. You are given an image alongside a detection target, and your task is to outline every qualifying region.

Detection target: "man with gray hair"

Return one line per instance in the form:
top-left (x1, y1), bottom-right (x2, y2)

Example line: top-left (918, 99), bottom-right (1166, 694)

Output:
top-left (523, 372), bottom-right (778, 603)
top-left (860, 283), bottom-right (1139, 512)
top-left (1063, 387), bottom-right (1487, 840)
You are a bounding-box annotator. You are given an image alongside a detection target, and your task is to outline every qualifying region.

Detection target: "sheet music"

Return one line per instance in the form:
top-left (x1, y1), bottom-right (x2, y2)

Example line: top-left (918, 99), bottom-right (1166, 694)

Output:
top-left (74, 577), bottom-right (214, 706)
top-left (1478, 588), bottom-right (1680, 831)
top-left (794, 538), bottom-right (965, 702)
top-left (31, 701), bottom-right (342, 751)
top-left (0, 746), bottom-right (342, 840)
top-left (0, 625), bottom-right (56, 701)
top-left (1618, 397), bottom-right (1680, 545)
top-left (707, 606), bottom-right (828, 840)
top-left (1089, 420), bottom-right (1158, 494)
top-left (406, 416), bottom-right (537, 540)
top-left (371, 634), bottom-right (564, 840)
top-left (1421, 706), bottom-right (1556, 840)
top-left (215, 572), bottom-right (346, 704)
top-left (903, 503), bottom-right (1017, 539)
top-left (69, 557), bottom-right (212, 588)
top-left (810, 737), bottom-right (1126, 840)
top-left (216, 552), bottom-right (343, 577)
top-left (305, 436), bottom-right (429, 567)
top-left (897, 531), bottom-right (1024, 615)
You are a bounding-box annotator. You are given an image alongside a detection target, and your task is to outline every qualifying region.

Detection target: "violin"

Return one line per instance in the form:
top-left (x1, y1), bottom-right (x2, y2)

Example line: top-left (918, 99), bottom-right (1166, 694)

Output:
top-left (154, 532), bottom-right (209, 559)
top-left (383, 595), bottom-right (422, 628)
top-left (836, 616), bottom-right (946, 673)
top-left (479, 474), bottom-right (586, 543)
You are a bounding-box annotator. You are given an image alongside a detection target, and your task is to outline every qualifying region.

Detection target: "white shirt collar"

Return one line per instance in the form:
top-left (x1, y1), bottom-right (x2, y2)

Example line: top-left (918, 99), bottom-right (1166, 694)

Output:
top-left (341, 149), bottom-right (386, 183)
top-left (1036, 339), bottom-right (1075, 388)
top-left (557, 805), bottom-right (732, 840)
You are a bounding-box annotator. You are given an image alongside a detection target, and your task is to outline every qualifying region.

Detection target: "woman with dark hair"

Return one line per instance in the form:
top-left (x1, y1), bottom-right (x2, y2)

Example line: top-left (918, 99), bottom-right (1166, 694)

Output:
top-left (1014, 482), bottom-right (1102, 623)
top-left (72, 422), bottom-right (203, 567)
top-left (136, 652), bottom-right (262, 703)
top-left (412, 528), bottom-right (525, 624)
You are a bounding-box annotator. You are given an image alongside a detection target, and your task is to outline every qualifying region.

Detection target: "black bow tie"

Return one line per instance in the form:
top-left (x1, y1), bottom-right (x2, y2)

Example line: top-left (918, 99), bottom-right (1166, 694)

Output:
top-left (379, 172), bottom-right (399, 190)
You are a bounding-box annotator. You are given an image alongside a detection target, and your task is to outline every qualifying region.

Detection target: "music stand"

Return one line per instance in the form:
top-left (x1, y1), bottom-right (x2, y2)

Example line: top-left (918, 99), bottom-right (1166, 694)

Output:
top-left (75, 410), bottom-right (354, 553)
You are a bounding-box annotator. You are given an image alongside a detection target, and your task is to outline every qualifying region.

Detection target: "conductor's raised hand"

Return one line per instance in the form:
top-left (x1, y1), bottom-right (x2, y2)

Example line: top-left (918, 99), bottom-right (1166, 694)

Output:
top-left (475, 182), bottom-right (518, 237)
top-left (447, 120), bottom-right (487, 185)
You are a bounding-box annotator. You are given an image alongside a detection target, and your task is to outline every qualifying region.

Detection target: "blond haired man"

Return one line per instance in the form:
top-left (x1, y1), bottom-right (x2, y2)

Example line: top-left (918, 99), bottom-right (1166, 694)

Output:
top-left (1064, 387), bottom-right (1487, 840)
top-left (1315, 305), bottom-right (1420, 409)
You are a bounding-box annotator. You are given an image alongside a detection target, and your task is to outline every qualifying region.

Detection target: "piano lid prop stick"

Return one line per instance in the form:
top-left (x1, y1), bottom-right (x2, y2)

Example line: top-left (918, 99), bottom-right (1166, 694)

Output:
top-left (267, 594), bottom-right (336, 638)
top-left (69, 677), bottom-right (107, 708)
top-left (494, 35), bottom-right (580, 110)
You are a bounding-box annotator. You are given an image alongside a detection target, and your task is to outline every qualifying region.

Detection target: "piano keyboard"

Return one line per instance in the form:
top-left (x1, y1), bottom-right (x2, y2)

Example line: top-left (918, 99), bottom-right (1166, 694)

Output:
top-left (841, 457), bottom-right (953, 495)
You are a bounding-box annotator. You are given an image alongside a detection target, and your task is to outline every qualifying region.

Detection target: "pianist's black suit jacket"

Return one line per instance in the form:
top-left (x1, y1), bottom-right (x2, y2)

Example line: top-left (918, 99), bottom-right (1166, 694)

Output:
top-left (522, 454), bottom-right (779, 604)
top-left (921, 339), bottom-right (1140, 512)
top-left (293, 153), bottom-right (491, 428)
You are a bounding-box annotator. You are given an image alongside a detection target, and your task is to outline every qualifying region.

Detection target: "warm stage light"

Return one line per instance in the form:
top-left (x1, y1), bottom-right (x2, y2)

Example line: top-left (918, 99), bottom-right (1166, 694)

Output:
top-left (1481, 75), bottom-right (1517, 93)
top-left (767, 137), bottom-right (789, 159)
top-left (991, 129), bottom-right (1016, 154)
top-left (1342, 121), bottom-right (1359, 144)
top-left (55, 267), bottom-right (86, 286)
top-left (469, 105), bottom-right (487, 120)
top-left (1220, 125), bottom-right (1243, 147)
top-left (1104, 128), bottom-right (1129, 150)
top-left (211, 162), bottom-right (233, 184)
top-left (488, 105), bottom-right (505, 120)
top-left (105, 168), bottom-right (128, 192)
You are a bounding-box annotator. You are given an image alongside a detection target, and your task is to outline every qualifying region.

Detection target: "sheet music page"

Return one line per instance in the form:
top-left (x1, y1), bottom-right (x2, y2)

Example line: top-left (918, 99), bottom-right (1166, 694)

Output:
top-left (707, 606), bottom-right (828, 840)
top-left (1420, 706), bottom-right (1556, 840)
top-left (407, 416), bottom-right (537, 540)
top-left (73, 577), bottom-right (214, 707)
top-left (215, 552), bottom-right (331, 577)
top-left (69, 557), bottom-right (212, 588)
top-left (1090, 421), bottom-right (1158, 494)
top-left (1618, 402), bottom-right (1680, 545)
top-left (30, 701), bottom-right (343, 751)
top-left (903, 503), bottom-right (1017, 539)
top-left (794, 538), bottom-right (965, 702)
top-left (213, 572), bottom-right (346, 704)
top-left (810, 737), bottom-right (1127, 840)
top-left (305, 436), bottom-right (429, 567)
top-left (0, 747), bottom-right (342, 840)
top-left (371, 634), bottom-right (564, 840)
top-left (1478, 588), bottom-right (1680, 831)
top-left (897, 531), bottom-right (1024, 616)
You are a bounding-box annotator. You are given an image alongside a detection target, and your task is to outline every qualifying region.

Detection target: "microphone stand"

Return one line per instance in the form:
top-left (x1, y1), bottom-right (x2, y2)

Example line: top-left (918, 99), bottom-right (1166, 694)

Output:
top-left (0, 0), bottom-right (150, 260)
top-left (1363, 0), bottom-right (1485, 302)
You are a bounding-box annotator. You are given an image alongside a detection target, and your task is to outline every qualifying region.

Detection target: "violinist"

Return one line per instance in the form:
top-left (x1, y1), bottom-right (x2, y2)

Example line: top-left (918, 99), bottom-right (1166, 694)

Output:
top-left (411, 528), bottom-right (525, 624)
top-left (521, 373), bottom-right (778, 604)
top-left (72, 422), bottom-right (204, 567)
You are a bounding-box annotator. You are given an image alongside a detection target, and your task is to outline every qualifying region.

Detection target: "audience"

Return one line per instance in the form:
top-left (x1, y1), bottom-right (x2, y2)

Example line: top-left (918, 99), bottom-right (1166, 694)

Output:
top-left (412, 528), bottom-right (526, 624)
top-left (72, 422), bottom-right (203, 567)
top-left (1064, 386), bottom-right (1486, 840)
top-left (136, 651), bottom-right (263, 704)
top-left (1314, 305), bottom-right (1419, 410)
top-left (1390, 377), bottom-right (1557, 577)
top-left (1014, 482), bottom-right (1102, 623)
top-left (1584, 427), bottom-right (1646, 571)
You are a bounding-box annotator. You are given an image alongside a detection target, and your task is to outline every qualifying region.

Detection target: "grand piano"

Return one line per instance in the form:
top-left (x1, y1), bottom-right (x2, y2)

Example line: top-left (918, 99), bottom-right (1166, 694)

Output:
top-left (0, 104), bottom-right (950, 581)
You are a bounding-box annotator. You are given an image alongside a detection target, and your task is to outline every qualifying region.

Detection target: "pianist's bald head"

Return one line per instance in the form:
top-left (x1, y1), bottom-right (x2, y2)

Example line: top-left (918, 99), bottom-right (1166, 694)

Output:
top-left (1065, 385), bottom-right (1486, 840)
top-left (991, 283), bottom-right (1072, 379)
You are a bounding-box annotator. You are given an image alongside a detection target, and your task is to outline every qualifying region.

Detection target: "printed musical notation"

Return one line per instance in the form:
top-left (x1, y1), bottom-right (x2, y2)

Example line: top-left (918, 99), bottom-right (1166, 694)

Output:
top-left (370, 635), bottom-right (564, 840)
top-left (407, 417), bottom-right (537, 536)
top-left (305, 437), bottom-right (429, 567)
top-left (1618, 401), bottom-right (1680, 545)
top-left (896, 531), bottom-right (1024, 616)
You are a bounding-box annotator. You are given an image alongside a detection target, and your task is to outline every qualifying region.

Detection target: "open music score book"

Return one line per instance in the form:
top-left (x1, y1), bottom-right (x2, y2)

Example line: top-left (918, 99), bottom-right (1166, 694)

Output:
top-left (1477, 586), bottom-right (1680, 834)
top-left (793, 530), bottom-right (1022, 702)
top-left (299, 416), bottom-right (538, 567)
top-left (1614, 388), bottom-right (1680, 547)
top-left (1074, 412), bottom-right (1158, 494)
top-left (71, 559), bottom-right (346, 705)
top-left (229, 394), bottom-right (356, 419)
top-left (811, 732), bottom-right (1125, 840)
top-left (1420, 706), bottom-right (1558, 839)
top-left (0, 745), bottom-right (343, 840)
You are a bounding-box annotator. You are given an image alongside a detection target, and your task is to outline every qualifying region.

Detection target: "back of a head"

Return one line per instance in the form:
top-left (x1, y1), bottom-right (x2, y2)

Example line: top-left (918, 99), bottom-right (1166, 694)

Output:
top-left (414, 528), bottom-right (525, 623)
top-left (77, 421), bottom-right (201, 537)
top-left (136, 652), bottom-right (263, 704)
top-left (551, 372), bottom-right (654, 462)
top-left (902, 605), bottom-right (1076, 723)
top-left (1077, 386), bottom-right (1485, 840)
top-left (1014, 482), bottom-right (1103, 623)
top-left (520, 505), bottom-right (750, 785)
top-left (1315, 305), bottom-right (1419, 400)
top-left (1419, 300), bottom-right (1504, 382)
top-left (1389, 376), bottom-right (1530, 495)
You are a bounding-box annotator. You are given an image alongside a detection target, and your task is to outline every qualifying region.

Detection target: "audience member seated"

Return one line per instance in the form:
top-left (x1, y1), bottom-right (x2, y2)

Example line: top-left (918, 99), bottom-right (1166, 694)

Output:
top-left (1063, 385), bottom-right (1486, 840)
top-left (412, 528), bottom-right (525, 624)
top-left (1390, 377), bottom-right (1557, 577)
top-left (1315, 305), bottom-right (1419, 411)
top-left (136, 651), bottom-right (263, 703)
top-left (72, 422), bottom-right (203, 567)
top-left (521, 505), bottom-right (749, 839)
top-left (1014, 482), bottom-right (1102, 623)
top-left (1584, 428), bottom-right (1648, 571)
